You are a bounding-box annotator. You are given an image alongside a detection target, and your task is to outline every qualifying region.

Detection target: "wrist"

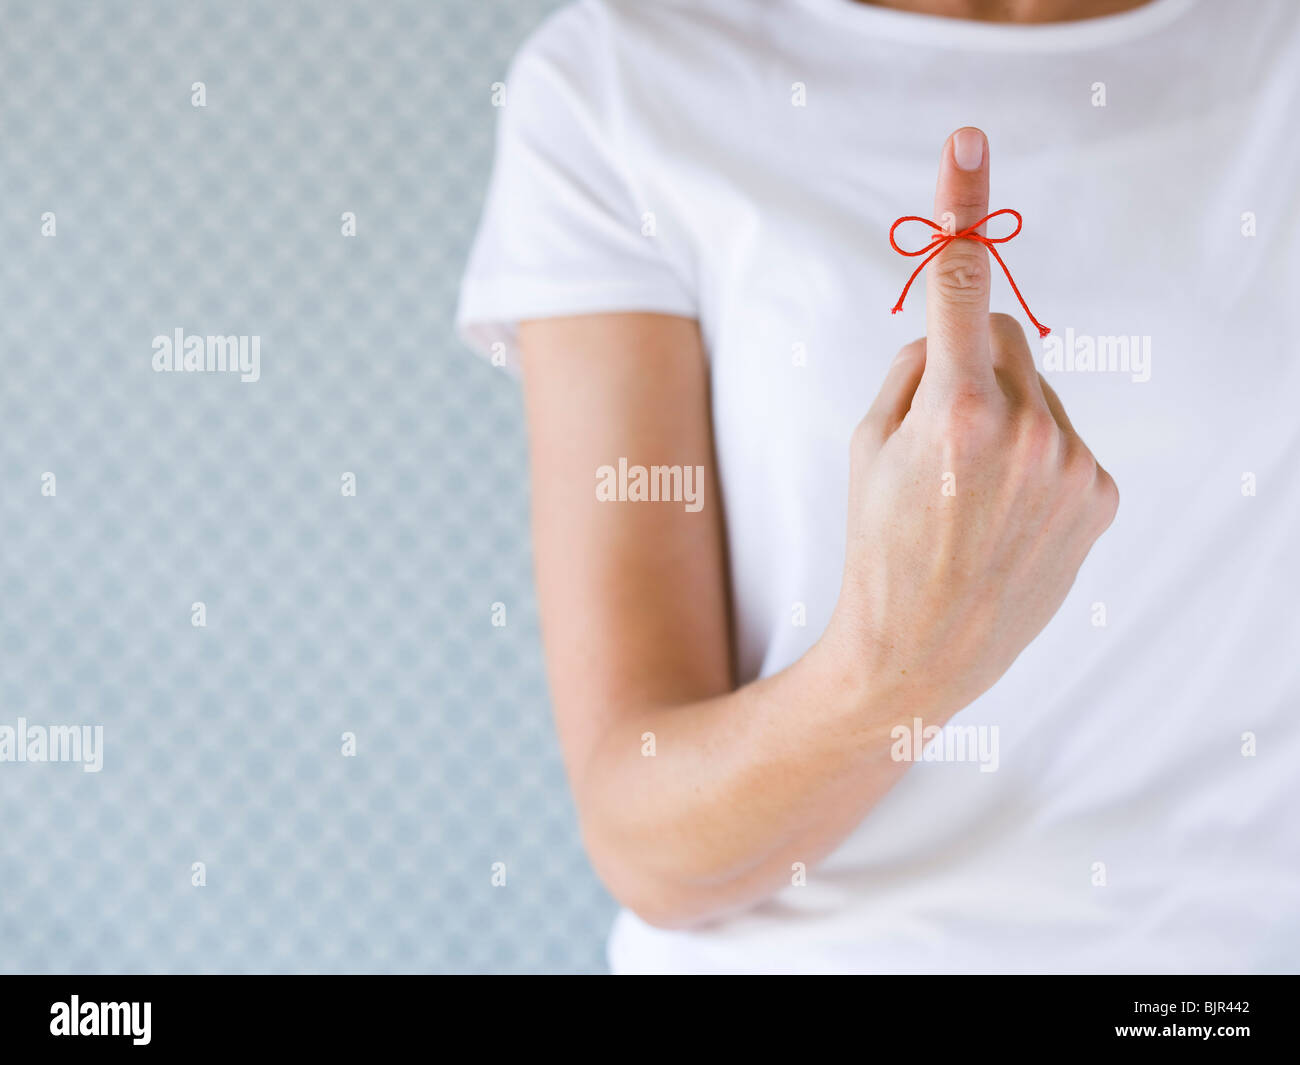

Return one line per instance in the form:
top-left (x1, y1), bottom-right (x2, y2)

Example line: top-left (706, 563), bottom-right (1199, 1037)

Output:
top-left (815, 600), bottom-right (957, 742)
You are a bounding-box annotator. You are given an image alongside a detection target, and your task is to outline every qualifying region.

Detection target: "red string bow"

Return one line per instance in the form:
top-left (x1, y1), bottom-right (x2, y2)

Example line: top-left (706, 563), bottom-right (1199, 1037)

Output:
top-left (888, 208), bottom-right (1050, 338)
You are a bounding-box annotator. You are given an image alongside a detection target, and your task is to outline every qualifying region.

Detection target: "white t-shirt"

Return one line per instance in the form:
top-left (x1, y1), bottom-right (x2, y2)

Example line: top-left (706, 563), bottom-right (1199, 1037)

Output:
top-left (457, 0), bottom-right (1300, 974)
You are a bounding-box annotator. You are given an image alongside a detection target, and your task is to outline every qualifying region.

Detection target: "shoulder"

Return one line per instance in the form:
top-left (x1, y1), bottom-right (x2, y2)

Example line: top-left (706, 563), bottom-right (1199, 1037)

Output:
top-left (502, 0), bottom-right (783, 141)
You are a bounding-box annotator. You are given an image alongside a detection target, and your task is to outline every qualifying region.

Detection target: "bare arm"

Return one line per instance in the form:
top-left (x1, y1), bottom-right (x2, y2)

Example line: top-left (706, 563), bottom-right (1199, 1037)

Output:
top-left (520, 312), bottom-right (916, 928)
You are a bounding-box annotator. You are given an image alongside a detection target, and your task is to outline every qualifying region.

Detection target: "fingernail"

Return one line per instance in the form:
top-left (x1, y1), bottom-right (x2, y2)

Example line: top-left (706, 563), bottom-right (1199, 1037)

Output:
top-left (953, 129), bottom-right (984, 171)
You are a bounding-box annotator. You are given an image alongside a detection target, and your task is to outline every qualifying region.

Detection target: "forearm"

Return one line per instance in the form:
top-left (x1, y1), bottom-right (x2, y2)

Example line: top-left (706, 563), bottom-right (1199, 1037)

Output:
top-left (571, 626), bottom-right (944, 929)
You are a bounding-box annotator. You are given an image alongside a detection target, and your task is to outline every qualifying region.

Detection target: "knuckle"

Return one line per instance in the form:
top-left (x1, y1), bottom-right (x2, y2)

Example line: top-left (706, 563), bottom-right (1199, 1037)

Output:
top-left (988, 312), bottom-right (1028, 348)
top-left (1013, 409), bottom-right (1059, 461)
top-left (850, 415), bottom-right (880, 457)
top-left (935, 393), bottom-right (999, 451)
top-left (1094, 466), bottom-right (1121, 523)
top-left (1036, 372), bottom-right (1059, 404)
top-left (945, 197), bottom-right (988, 220)
top-left (930, 251), bottom-right (990, 303)
top-left (893, 337), bottom-right (926, 366)
top-left (1061, 441), bottom-right (1100, 491)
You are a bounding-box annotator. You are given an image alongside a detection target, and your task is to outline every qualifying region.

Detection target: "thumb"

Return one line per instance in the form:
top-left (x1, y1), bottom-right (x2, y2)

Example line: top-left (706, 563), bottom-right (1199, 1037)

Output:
top-left (922, 127), bottom-right (994, 396)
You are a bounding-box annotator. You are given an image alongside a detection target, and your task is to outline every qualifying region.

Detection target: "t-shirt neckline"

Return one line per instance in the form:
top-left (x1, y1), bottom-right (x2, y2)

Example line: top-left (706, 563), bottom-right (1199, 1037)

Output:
top-left (793, 0), bottom-right (1199, 51)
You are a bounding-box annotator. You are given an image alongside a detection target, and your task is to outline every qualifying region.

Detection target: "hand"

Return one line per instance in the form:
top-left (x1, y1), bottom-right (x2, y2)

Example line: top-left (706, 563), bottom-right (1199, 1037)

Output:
top-left (827, 127), bottom-right (1119, 718)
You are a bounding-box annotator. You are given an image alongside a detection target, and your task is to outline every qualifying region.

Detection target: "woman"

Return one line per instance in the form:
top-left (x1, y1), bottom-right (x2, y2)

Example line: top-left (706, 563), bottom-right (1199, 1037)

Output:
top-left (457, 0), bottom-right (1300, 973)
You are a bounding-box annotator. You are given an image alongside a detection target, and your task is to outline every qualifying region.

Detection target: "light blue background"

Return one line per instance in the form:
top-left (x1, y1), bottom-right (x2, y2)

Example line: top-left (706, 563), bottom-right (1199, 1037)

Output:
top-left (0, 0), bottom-right (615, 974)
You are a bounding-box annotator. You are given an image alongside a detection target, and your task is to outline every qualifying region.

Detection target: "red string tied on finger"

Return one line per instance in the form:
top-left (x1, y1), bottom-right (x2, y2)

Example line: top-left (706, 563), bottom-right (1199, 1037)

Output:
top-left (889, 208), bottom-right (1050, 338)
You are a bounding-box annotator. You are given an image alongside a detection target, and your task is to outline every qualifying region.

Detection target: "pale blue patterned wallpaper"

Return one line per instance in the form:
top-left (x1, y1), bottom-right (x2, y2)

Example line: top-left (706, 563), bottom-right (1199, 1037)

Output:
top-left (0, 0), bottom-right (614, 974)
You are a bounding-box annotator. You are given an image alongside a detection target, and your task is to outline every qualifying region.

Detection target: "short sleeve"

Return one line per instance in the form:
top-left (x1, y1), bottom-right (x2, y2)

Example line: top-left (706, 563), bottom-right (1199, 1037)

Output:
top-left (455, 2), bottom-right (697, 373)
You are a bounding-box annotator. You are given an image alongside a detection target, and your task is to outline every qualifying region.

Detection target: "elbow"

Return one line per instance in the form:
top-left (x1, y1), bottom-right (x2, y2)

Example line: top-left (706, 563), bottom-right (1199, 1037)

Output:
top-left (592, 859), bottom-right (717, 931)
top-left (567, 734), bottom-right (755, 930)
top-left (580, 829), bottom-right (739, 931)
